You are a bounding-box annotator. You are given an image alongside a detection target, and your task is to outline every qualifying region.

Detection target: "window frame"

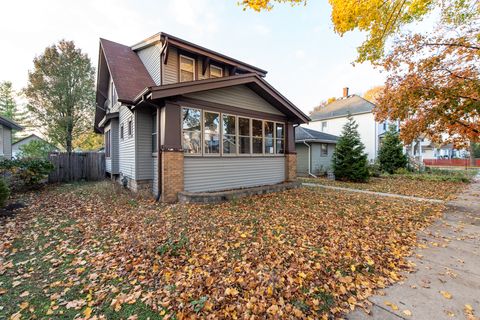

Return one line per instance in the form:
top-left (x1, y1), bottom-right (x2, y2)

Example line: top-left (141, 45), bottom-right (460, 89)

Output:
top-left (320, 143), bottom-right (328, 157)
top-left (321, 121), bottom-right (327, 132)
top-left (179, 54), bottom-right (196, 82)
top-left (120, 123), bottom-right (124, 141)
top-left (251, 118), bottom-right (264, 155)
top-left (263, 120), bottom-right (275, 155)
top-left (209, 65), bottom-right (223, 78)
top-left (105, 129), bottom-right (111, 158)
top-left (275, 122), bottom-right (285, 155)
top-left (152, 112), bottom-right (157, 154)
top-left (237, 116), bottom-right (252, 156)
top-left (181, 107), bottom-right (202, 155)
top-left (127, 117), bottom-right (133, 138)
top-left (203, 110), bottom-right (221, 156)
top-left (221, 113), bottom-right (238, 156)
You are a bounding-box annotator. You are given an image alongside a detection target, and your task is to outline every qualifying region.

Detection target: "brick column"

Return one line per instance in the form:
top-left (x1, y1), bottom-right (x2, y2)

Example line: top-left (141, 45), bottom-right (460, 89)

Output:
top-left (285, 153), bottom-right (297, 181)
top-left (161, 150), bottom-right (184, 203)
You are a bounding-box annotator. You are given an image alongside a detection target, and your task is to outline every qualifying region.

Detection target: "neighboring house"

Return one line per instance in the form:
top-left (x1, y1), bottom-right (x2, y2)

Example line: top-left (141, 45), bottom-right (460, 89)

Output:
top-left (94, 32), bottom-right (309, 202)
top-left (308, 87), bottom-right (396, 161)
top-left (0, 116), bottom-right (23, 159)
top-left (295, 126), bottom-right (339, 176)
top-left (12, 134), bottom-right (54, 158)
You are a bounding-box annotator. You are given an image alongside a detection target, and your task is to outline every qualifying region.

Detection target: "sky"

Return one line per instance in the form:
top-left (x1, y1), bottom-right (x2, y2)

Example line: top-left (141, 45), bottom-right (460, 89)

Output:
top-left (0, 0), bottom-right (386, 114)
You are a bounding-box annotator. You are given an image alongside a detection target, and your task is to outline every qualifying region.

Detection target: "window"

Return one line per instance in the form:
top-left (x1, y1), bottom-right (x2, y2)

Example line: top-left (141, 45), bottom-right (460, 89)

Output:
top-left (105, 130), bottom-right (111, 158)
top-left (222, 114), bottom-right (236, 154)
top-left (180, 55), bottom-right (195, 82)
top-left (204, 111), bottom-right (220, 154)
top-left (152, 112), bottom-right (157, 153)
top-left (321, 121), bottom-right (327, 132)
top-left (383, 122), bottom-right (387, 130)
top-left (210, 65), bottom-right (223, 78)
top-left (120, 123), bottom-right (124, 140)
top-left (128, 118), bottom-right (133, 137)
top-left (321, 144), bottom-right (328, 157)
top-left (264, 121), bottom-right (274, 154)
top-left (252, 119), bottom-right (263, 154)
top-left (238, 117), bottom-right (250, 154)
top-left (275, 123), bottom-right (285, 154)
top-left (182, 107), bottom-right (201, 154)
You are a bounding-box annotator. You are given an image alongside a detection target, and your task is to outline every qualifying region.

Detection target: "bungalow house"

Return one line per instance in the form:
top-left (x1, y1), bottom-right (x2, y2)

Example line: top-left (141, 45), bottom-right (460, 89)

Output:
top-left (94, 33), bottom-right (309, 202)
top-left (295, 127), bottom-right (339, 176)
top-left (0, 116), bottom-right (23, 159)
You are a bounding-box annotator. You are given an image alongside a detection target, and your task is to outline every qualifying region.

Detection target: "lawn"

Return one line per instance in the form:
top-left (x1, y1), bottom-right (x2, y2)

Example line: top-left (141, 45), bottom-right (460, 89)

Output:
top-left (0, 182), bottom-right (446, 319)
top-left (301, 172), bottom-right (473, 200)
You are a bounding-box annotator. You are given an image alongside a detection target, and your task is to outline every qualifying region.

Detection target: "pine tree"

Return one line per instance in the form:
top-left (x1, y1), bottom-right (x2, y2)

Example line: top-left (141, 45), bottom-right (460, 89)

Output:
top-left (332, 114), bottom-right (370, 182)
top-left (378, 125), bottom-right (408, 174)
top-left (0, 81), bottom-right (28, 141)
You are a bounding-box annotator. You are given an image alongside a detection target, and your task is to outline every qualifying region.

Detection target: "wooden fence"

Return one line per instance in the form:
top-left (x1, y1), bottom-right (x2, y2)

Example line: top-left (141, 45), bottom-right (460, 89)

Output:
top-left (423, 158), bottom-right (480, 168)
top-left (48, 152), bottom-right (106, 183)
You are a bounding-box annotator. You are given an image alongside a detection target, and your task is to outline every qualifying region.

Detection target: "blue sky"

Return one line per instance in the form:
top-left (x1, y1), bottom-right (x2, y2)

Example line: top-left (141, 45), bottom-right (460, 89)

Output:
top-left (0, 0), bottom-right (385, 114)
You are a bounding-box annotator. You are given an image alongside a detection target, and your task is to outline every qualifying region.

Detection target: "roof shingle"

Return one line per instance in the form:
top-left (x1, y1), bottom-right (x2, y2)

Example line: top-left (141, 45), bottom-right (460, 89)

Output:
top-left (310, 95), bottom-right (375, 121)
top-left (295, 126), bottom-right (339, 143)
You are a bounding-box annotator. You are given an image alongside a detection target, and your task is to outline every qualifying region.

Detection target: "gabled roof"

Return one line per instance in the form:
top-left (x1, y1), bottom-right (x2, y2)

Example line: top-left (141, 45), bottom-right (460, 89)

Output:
top-left (295, 126), bottom-right (339, 143)
top-left (131, 32), bottom-right (267, 76)
top-left (0, 116), bottom-right (23, 131)
top-left (141, 74), bottom-right (310, 124)
top-left (310, 95), bottom-right (375, 121)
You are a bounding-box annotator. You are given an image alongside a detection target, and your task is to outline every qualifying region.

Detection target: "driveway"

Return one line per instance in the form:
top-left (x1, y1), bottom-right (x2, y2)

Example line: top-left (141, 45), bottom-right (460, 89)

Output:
top-left (347, 175), bottom-right (480, 320)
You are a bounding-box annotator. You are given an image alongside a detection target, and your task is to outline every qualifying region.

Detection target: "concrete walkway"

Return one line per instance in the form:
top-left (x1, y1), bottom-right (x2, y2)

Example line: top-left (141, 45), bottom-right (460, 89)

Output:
top-left (302, 183), bottom-right (444, 203)
top-left (346, 176), bottom-right (480, 320)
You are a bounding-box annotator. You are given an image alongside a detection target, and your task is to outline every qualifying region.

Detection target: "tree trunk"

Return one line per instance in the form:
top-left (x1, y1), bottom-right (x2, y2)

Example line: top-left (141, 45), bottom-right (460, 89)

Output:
top-left (470, 141), bottom-right (476, 167)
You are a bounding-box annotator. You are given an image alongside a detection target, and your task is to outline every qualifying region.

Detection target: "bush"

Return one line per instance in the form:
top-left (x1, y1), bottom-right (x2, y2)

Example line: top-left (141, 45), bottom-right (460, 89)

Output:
top-left (0, 158), bottom-right (54, 192)
top-left (332, 114), bottom-right (370, 182)
top-left (368, 162), bottom-right (382, 177)
top-left (17, 140), bottom-right (55, 159)
top-left (0, 177), bottom-right (10, 207)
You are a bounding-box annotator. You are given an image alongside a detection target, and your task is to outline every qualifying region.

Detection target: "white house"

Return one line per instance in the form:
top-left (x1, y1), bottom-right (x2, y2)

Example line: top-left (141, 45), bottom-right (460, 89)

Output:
top-left (0, 115), bottom-right (23, 159)
top-left (12, 134), bottom-right (53, 158)
top-left (307, 88), bottom-right (390, 161)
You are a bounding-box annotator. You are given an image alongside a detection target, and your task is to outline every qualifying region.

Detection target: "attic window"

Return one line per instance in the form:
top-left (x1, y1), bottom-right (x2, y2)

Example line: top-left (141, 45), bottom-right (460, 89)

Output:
top-left (210, 65), bottom-right (223, 78)
top-left (180, 55), bottom-right (195, 82)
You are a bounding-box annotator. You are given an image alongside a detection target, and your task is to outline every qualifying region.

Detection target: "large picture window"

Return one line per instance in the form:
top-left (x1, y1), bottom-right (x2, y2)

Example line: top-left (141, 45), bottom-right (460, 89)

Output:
top-left (204, 111), bottom-right (220, 154)
top-left (238, 117), bottom-right (251, 154)
top-left (275, 123), bottom-right (285, 154)
top-left (222, 114), bottom-right (236, 154)
top-left (252, 119), bottom-right (263, 154)
top-left (264, 121), bottom-right (274, 154)
top-left (182, 108), bottom-right (201, 154)
top-left (180, 55), bottom-right (195, 82)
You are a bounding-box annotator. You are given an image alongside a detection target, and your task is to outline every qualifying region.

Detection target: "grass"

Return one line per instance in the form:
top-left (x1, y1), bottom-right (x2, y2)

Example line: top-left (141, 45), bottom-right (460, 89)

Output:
top-left (0, 181), bottom-right (447, 318)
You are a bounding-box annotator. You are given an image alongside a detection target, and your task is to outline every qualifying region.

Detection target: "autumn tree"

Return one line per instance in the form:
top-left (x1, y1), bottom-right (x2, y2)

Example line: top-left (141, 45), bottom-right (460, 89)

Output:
top-left (363, 86), bottom-right (384, 104)
top-left (309, 97), bottom-right (337, 114)
top-left (24, 40), bottom-right (95, 153)
top-left (332, 114), bottom-right (369, 182)
top-left (378, 125), bottom-right (408, 174)
top-left (73, 131), bottom-right (104, 151)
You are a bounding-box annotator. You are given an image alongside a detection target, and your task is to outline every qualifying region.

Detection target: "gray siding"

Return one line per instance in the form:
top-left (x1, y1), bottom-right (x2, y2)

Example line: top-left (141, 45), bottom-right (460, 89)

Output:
top-left (2, 126), bottom-right (12, 159)
top-left (108, 119), bottom-right (120, 174)
top-left (137, 45), bottom-right (161, 85)
top-left (184, 157), bottom-right (285, 192)
top-left (184, 85), bottom-right (283, 115)
top-left (164, 47), bottom-right (178, 85)
top-left (135, 109), bottom-right (154, 180)
top-left (296, 142), bottom-right (335, 176)
top-left (105, 122), bottom-right (112, 173)
top-left (119, 105), bottom-right (136, 178)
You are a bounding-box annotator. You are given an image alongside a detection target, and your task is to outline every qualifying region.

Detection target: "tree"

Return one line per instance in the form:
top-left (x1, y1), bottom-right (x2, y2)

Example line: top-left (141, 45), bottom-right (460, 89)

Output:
top-left (24, 40), bottom-right (95, 153)
top-left (73, 131), bottom-right (104, 151)
top-left (309, 97), bottom-right (337, 114)
top-left (378, 125), bottom-right (408, 173)
top-left (18, 140), bottom-right (56, 160)
top-left (374, 22), bottom-right (479, 164)
top-left (332, 114), bottom-right (369, 182)
top-left (363, 86), bottom-right (384, 104)
top-left (241, 0), bottom-right (478, 62)
top-left (0, 81), bottom-right (28, 140)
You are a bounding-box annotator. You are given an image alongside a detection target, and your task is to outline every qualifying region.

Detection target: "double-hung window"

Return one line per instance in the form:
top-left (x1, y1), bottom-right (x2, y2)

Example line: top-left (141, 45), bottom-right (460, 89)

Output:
top-left (204, 111), bottom-right (220, 154)
top-left (210, 65), bottom-right (223, 78)
top-left (120, 123), bottom-right (124, 140)
top-left (252, 119), bottom-right (263, 154)
top-left (105, 130), bottom-right (111, 158)
top-left (321, 121), bottom-right (327, 132)
top-left (264, 121), bottom-right (274, 154)
top-left (321, 144), bottom-right (328, 156)
top-left (128, 118), bottom-right (133, 137)
top-left (238, 117), bottom-right (251, 154)
top-left (152, 112), bottom-right (157, 153)
top-left (182, 108), bottom-right (201, 154)
top-left (180, 55), bottom-right (195, 82)
top-left (222, 114), bottom-right (236, 154)
top-left (275, 123), bottom-right (285, 154)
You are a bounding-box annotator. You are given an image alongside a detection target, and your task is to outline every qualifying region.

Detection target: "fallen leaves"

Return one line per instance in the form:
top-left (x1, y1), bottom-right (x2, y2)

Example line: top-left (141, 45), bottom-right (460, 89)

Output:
top-left (0, 181), bottom-right (446, 318)
top-left (440, 290), bottom-right (453, 299)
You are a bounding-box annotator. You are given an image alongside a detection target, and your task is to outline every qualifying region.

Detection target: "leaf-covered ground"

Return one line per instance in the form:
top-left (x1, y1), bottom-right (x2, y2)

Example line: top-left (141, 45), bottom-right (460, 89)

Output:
top-left (301, 175), bottom-right (468, 200)
top-left (0, 182), bottom-right (446, 319)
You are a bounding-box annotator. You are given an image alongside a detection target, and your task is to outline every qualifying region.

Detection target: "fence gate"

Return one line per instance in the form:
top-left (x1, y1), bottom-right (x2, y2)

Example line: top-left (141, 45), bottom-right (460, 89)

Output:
top-left (48, 152), bottom-right (106, 183)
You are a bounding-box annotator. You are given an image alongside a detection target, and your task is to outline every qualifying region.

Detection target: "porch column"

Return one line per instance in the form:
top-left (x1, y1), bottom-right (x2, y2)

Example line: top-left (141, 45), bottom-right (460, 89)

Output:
top-left (285, 122), bottom-right (297, 181)
top-left (160, 102), bottom-right (184, 203)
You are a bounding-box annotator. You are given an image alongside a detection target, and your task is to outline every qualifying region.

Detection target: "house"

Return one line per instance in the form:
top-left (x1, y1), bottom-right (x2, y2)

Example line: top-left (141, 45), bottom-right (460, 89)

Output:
top-left (12, 134), bottom-right (54, 158)
top-left (0, 116), bottom-right (23, 159)
top-left (307, 88), bottom-right (393, 161)
top-left (94, 32), bottom-right (309, 202)
top-left (295, 126), bottom-right (338, 176)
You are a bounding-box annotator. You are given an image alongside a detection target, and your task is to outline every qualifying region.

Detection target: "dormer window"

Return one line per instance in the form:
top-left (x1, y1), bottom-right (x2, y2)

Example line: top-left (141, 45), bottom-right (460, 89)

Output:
top-left (180, 55), bottom-right (195, 82)
top-left (210, 65), bottom-right (223, 78)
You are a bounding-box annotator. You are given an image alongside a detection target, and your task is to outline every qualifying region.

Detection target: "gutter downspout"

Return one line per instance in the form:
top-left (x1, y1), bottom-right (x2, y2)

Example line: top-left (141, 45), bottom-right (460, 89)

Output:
top-left (156, 109), bottom-right (162, 202)
top-left (303, 140), bottom-right (317, 178)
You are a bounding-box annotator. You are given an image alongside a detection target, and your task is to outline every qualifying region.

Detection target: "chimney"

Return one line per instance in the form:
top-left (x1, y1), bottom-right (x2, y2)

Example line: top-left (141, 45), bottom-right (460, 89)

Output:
top-left (343, 87), bottom-right (349, 98)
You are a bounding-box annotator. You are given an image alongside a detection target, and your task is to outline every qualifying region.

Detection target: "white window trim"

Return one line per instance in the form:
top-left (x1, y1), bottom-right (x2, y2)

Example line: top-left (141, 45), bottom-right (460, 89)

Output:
top-left (127, 117), bottom-right (133, 138)
top-left (179, 55), bottom-right (196, 82)
top-left (203, 110), bottom-right (220, 156)
top-left (209, 65), bottom-right (223, 78)
top-left (181, 107), bottom-right (202, 155)
top-left (221, 113), bottom-right (238, 156)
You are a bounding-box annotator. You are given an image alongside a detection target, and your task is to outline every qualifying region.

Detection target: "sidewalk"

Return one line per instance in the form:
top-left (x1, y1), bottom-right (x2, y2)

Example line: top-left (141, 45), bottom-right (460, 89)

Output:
top-left (347, 176), bottom-right (480, 320)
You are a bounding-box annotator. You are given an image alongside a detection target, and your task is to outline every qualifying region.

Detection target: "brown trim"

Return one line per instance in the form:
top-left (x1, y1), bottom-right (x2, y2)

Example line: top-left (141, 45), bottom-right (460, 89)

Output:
top-left (156, 108), bottom-right (161, 200)
top-left (184, 155), bottom-right (286, 159)
top-left (175, 97), bottom-right (287, 122)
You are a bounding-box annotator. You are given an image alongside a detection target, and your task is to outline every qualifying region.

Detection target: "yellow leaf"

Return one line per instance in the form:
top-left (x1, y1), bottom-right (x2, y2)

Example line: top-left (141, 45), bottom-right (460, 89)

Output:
top-left (76, 267), bottom-right (85, 275)
top-left (225, 287), bottom-right (239, 296)
top-left (19, 301), bottom-right (29, 310)
top-left (19, 291), bottom-right (29, 298)
top-left (440, 291), bottom-right (452, 299)
top-left (205, 277), bottom-right (214, 287)
top-left (46, 308), bottom-right (54, 315)
top-left (240, 233), bottom-right (247, 238)
top-left (83, 307), bottom-right (92, 319)
top-left (403, 309), bottom-right (412, 316)
top-left (267, 286), bottom-right (273, 296)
